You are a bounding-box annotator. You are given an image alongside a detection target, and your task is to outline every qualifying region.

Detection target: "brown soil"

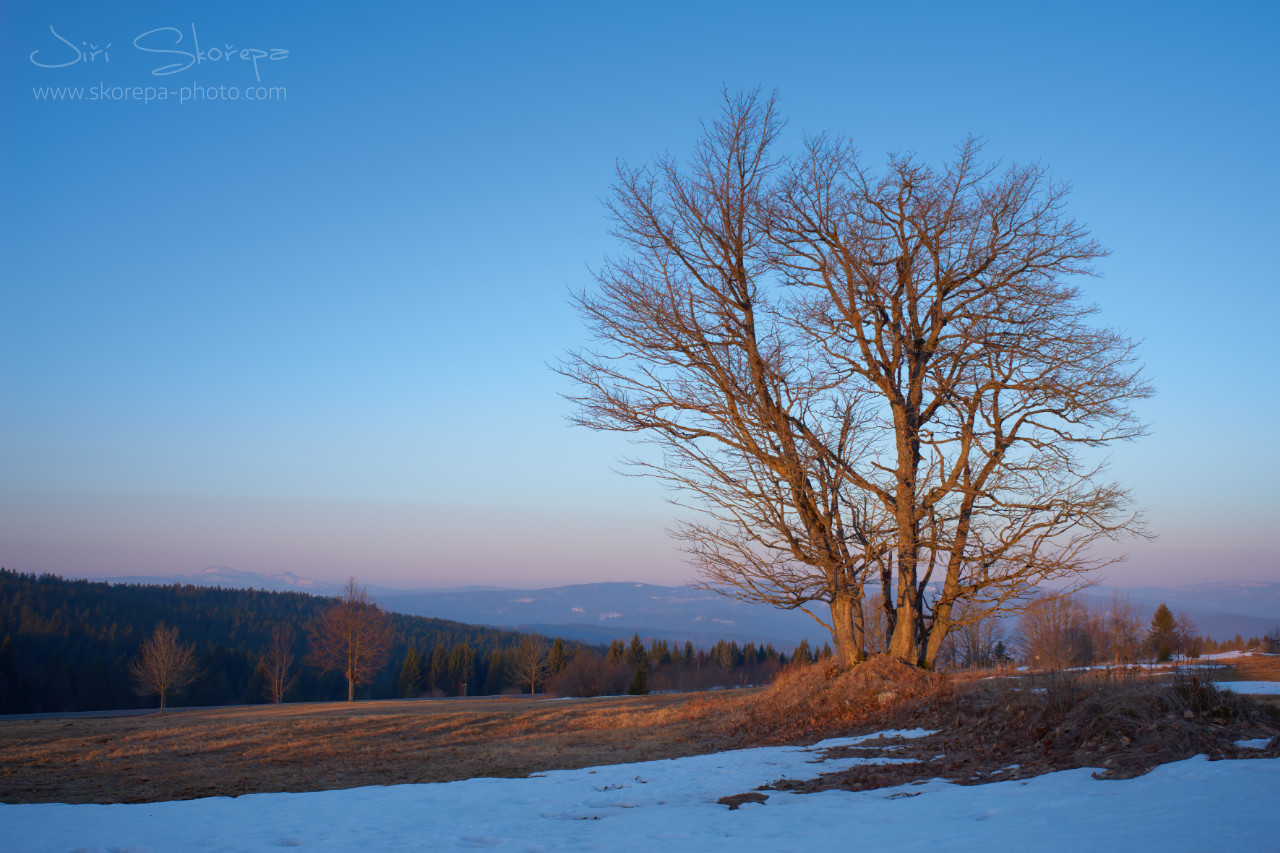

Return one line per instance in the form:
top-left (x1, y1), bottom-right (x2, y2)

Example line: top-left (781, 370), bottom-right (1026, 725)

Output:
top-left (3, 656), bottom-right (1278, 806)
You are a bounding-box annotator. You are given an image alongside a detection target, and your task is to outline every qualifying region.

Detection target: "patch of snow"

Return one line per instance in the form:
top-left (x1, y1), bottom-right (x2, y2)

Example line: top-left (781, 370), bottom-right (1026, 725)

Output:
top-left (4, 749), bottom-right (1279, 851)
top-left (1216, 681), bottom-right (1280, 696)
top-left (1235, 738), bottom-right (1271, 749)
top-left (1198, 650), bottom-right (1251, 660)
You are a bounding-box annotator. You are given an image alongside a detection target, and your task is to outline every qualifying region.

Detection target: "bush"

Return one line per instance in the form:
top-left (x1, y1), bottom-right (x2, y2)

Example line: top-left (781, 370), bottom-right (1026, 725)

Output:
top-left (545, 653), bottom-right (631, 697)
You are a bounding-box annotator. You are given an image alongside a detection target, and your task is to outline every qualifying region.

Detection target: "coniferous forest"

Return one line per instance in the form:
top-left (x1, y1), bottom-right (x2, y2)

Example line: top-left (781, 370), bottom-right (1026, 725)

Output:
top-left (0, 570), bottom-right (798, 714)
top-left (0, 569), bottom-right (563, 713)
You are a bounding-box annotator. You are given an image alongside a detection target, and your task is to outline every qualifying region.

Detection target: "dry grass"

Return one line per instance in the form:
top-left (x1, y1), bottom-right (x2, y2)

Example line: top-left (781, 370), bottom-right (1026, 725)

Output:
top-left (768, 660), bottom-right (1280, 795)
top-left (0, 693), bottom-right (737, 804)
top-left (4, 654), bottom-right (1278, 806)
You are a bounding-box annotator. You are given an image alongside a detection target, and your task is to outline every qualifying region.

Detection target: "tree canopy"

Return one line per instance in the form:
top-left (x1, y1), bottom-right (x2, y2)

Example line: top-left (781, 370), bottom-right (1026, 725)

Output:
top-left (562, 90), bottom-right (1150, 669)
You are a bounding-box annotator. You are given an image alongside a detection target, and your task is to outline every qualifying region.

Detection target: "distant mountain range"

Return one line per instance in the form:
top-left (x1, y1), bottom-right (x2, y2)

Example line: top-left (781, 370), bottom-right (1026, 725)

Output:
top-left (78, 567), bottom-right (1280, 646)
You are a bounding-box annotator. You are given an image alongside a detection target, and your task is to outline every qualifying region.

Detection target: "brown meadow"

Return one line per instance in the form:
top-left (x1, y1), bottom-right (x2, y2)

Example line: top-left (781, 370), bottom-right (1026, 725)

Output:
top-left (3, 656), bottom-right (1277, 805)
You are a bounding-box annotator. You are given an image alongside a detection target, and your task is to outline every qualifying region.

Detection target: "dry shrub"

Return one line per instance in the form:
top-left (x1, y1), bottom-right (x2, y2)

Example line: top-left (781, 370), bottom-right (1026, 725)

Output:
top-left (545, 655), bottom-right (631, 697)
top-left (715, 655), bottom-right (950, 742)
top-left (1033, 668), bottom-right (1280, 778)
top-left (780, 666), bottom-right (1280, 796)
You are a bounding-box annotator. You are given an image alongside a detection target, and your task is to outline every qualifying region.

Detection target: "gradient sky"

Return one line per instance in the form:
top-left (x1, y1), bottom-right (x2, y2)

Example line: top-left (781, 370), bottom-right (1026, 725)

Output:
top-left (2, 1), bottom-right (1277, 590)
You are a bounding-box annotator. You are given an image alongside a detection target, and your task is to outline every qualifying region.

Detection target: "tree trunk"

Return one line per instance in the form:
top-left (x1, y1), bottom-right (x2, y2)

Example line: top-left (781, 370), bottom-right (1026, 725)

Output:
top-left (829, 592), bottom-right (863, 670)
top-left (923, 599), bottom-right (955, 670)
top-left (347, 676), bottom-right (355, 702)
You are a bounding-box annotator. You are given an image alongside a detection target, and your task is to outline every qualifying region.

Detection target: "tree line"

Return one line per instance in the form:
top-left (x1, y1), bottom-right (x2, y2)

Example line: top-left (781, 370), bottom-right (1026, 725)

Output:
top-left (0, 569), bottom-right (562, 713)
top-left (0, 569), bottom-right (809, 713)
top-left (882, 589), bottom-right (1276, 672)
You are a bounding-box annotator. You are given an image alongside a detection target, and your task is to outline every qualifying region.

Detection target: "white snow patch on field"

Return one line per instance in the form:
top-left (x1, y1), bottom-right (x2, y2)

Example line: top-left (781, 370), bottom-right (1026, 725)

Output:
top-left (4, 732), bottom-right (1278, 852)
top-left (1216, 681), bottom-right (1280, 695)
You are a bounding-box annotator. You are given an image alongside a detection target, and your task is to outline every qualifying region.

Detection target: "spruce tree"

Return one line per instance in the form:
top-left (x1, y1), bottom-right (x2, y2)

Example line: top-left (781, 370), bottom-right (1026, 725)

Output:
top-left (1148, 603), bottom-right (1179, 661)
top-left (548, 638), bottom-right (567, 674)
top-left (398, 647), bottom-right (423, 698)
top-left (606, 639), bottom-right (625, 664)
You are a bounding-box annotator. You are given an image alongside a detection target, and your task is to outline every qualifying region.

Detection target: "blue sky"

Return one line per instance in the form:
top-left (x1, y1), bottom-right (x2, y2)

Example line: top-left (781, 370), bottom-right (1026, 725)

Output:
top-left (2, 1), bottom-right (1277, 590)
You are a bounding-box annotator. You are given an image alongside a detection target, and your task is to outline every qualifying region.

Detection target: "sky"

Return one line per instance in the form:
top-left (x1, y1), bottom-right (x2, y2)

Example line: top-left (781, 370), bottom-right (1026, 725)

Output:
top-left (1, 1), bottom-right (1277, 591)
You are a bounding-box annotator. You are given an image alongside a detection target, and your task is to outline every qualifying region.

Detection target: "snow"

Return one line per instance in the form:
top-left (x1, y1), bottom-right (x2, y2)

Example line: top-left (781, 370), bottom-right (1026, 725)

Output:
top-left (1217, 681), bottom-right (1280, 695)
top-left (1235, 738), bottom-right (1272, 749)
top-left (5, 732), bottom-right (1279, 852)
top-left (1197, 650), bottom-right (1252, 660)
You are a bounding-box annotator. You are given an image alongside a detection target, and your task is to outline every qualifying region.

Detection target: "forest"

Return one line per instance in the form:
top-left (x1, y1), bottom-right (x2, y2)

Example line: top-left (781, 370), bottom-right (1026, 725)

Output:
top-left (0, 569), bottom-right (559, 713)
top-left (0, 570), bottom-right (795, 713)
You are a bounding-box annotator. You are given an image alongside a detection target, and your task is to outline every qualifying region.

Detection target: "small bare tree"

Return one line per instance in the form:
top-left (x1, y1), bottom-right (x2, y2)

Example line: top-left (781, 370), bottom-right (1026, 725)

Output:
top-left (259, 624), bottom-right (299, 704)
top-left (1016, 594), bottom-right (1093, 670)
top-left (949, 599), bottom-right (1003, 669)
top-left (1176, 611), bottom-right (1201, 658)
top-left (309, 578), bottom-right (394, 702)
top-left (129, 623), bottom-right (199, 712)
top-left (1104, 591), bottom-right (1144, 663)
top-left (507, 636), bottom-right (549, 695)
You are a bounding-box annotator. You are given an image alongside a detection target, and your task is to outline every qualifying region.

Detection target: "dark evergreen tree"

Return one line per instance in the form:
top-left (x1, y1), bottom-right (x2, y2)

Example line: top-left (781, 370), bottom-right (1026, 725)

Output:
top-left (626, 633), bottom-right (648, 669)
top-left (483, 648), bottom-right (507, 694)
top-left (548, 638), bottom-right (568, 674)
top-left (398, 647), bottom-right (424, 697)
top-left (428, 644), bottom-right (449, 694)
top-left (606, 639), bottom-right (625, 665)
top-left (1149, 603), bottom-right (1179, 662)
top-left (448, 642), bottom-right (476, 695)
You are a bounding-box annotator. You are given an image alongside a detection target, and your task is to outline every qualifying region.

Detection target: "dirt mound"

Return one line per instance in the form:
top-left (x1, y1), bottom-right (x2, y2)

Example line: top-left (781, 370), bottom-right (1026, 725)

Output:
top-left (770, 667), bottom-right (1280, 795)
top-left (1036, 669), bottom-right (1280, 778)
top-left (714, 656), bottom-right (949, 742)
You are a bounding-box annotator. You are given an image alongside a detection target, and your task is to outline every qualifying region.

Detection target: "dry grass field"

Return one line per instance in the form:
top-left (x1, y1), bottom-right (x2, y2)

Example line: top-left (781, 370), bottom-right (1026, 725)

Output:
top-left (0, 692), bottom-right (743, 804)
top-left (3, 655), bottom-right (1277, 806)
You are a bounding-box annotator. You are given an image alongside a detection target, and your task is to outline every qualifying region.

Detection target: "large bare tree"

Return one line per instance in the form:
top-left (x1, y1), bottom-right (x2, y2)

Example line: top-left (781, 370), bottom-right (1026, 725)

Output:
top-left (129, 623), bottom-right (199, 712)
top-left (561, 91), bottom-right (884, 669)
top-left (771, 131), bottom-right (1150, 666)
top-left (563, 90), bottom-right (1149, 669)
top-left (308, 578), bottom-right (393, 701)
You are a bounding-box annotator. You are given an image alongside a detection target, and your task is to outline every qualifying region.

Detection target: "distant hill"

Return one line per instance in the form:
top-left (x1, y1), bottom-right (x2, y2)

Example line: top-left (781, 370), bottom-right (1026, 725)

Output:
top-left (375, 582), bottom-right (827, 648)
top-left (75, 568), bottom-right (1280, 644)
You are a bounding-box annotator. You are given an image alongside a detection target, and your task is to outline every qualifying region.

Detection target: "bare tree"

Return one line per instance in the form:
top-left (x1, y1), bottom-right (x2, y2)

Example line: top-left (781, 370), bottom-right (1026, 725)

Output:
top-left (507, 635), bottom-right (549, 695)
top-left (1103, 591), bottom-right (1144, 663)
top-left (129, 623), bottom-right (199, 712)
top-left (308, 578), bottom-right (393, 702)
top-left (948, 599), bottom-right (1003, 669)
top-left (861, 593), bottom-right (891, 656)
top-left (563, 90), bottom-right (1150, 669)
top-left (1176, 611), bottom-right (1201, 658)
top-left (561, 90), bottom-right (884, 669)
top-left (1016, 594), bottom-right (1093, 670)
top-left (259, 624), bottom-right (299, 704)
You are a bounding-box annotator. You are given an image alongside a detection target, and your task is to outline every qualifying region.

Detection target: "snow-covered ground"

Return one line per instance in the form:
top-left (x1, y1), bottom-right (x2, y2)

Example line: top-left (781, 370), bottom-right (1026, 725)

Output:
top-left (5, 730), bottom-right (1278, 853)
top-left (1219, 681), bottom-right (1280, 695)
